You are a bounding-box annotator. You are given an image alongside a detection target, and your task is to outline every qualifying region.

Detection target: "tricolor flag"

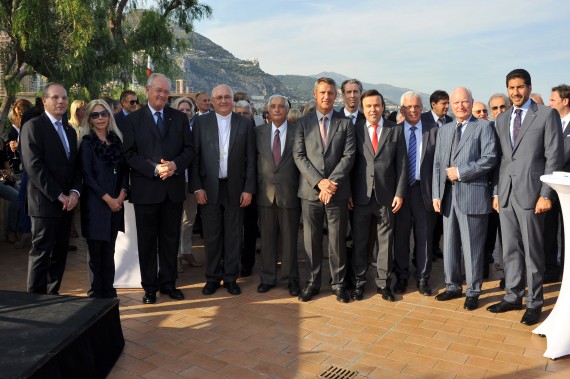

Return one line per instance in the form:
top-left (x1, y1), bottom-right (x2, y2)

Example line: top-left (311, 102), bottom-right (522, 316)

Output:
top-left (146, 56), bottom-right (154, 77)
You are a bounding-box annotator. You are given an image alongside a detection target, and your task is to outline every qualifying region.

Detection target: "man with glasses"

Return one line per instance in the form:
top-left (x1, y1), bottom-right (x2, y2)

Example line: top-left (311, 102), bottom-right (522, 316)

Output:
top-left (488, 93), bottom-right (510, 120)
top-left (191, 84), bottom-right (256, 296)
top-left (114, 90), bottom-right (139, 133)
top-left (472, 102), bottom-right (489, 120)
top-left (21, 82), bottom-right (81, 294)
top-left (123, 73), bottom-right (193, 304)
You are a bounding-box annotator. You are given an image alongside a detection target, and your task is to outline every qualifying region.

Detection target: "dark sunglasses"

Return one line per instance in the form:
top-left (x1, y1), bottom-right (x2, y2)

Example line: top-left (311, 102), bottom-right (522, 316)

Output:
top-left (491, 105), bottom-right (507, 111)
top-left (129, 99), bottom-right (140, 105)
top-left (89, 110), bottom-right (111, 119)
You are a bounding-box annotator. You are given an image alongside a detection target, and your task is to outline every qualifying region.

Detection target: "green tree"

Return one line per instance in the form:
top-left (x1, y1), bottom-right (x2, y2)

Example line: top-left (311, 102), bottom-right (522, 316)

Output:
top-left (0, 0), bottom-right (211, 125)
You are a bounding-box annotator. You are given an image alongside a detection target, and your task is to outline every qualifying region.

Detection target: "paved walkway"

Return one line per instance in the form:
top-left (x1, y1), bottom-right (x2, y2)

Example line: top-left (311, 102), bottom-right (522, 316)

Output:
top-left (1, 228), bottom-right (569, 378)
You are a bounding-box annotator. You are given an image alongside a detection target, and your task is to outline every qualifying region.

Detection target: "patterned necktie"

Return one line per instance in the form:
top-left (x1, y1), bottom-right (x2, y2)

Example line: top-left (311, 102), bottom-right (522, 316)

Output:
top-left (349, 114), bottom-right (355, 124)
top-left (512, 109), bottom-right (522, 146)
top-left (450, 122), bottom-right (462, 166)
top-left (155, 111), bottom-right (165, 136)
top-left (371, 124), bottom-right (379, 153)
top-left (320, 116), bottom-right (328, 147)
top-left (272, 129), bottom-right (281, 166)
top-left (408, 126), bottom-right (417, 186)
top-left (438, 117), bottom-right (446, 127)
top-left (55, 121), bottom-right (69, 159)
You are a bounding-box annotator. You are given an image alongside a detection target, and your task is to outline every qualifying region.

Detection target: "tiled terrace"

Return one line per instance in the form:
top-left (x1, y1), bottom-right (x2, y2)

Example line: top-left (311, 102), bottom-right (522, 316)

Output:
top-left (1, 225), bottom-right (569, 378)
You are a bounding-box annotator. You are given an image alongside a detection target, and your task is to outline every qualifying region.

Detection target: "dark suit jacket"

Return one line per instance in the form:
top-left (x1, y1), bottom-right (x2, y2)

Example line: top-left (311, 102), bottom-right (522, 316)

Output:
top-left (79, 132), bottom-right (129, 241)
top-left (255, 122), bottom-right (300, 208)
top-left (20, 112), bottom-right (81, 217)
top-left (190, 111), bottom-right (256, 206)
top-left (399, 121), bottom-right (438, 210)
top-left (338, 108), bottom-right (365, 124)
top-left (114, 111), bottom-right (128, 134)
top-left (433, 116), bottom-right (497, 215)
top-left (563, 121), bottom-right (570, 172)
top-left (352, 119), bottom-right (408, 206)
top-left (293, 111), bottom-right (355, 201)
top-left (421, 111), bottom-right (452, 126)
top-left (123, 105), bottom-right (193, 204)
top-left (495, 101), bottom-right (563, 208)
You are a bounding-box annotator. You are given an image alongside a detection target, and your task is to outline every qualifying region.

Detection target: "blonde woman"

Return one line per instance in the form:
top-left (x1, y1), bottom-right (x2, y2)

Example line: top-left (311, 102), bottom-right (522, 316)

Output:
top-left (78, 99), bottom-right (128, 298)
top-left (69, 99), bottom-right (86, 136)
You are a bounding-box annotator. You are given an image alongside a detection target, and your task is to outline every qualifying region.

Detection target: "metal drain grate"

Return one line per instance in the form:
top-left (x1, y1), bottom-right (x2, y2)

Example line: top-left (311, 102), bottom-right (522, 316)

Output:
top-left (318, 365), bottom-right (358, 379)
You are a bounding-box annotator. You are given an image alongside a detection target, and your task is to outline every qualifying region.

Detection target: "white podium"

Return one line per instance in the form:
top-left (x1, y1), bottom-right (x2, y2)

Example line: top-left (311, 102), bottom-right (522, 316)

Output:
top-left (533, 174), bottom-right (570, 359)
top-left (113, 201), bottom-right (142, 288)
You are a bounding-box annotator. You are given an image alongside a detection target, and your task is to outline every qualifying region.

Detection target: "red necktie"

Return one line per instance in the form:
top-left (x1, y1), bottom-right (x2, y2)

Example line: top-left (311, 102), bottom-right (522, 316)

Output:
top-left (272, 129), bottom-right (281, 166)
top-left (371, 124), bottom-right (379, 152)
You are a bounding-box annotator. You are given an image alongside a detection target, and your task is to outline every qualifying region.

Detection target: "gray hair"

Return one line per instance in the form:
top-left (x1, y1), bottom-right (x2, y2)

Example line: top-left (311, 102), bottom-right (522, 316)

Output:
top-left (233, 100), bottom-right (251, 112)
top-left (488, 93), bottom-right (510, 108)
top-left (267, 94), bottom-right (290, 110)
top-left (146, 73), bottom-right (172, 89)
top-left (400, 91), bottom-right (423, 107)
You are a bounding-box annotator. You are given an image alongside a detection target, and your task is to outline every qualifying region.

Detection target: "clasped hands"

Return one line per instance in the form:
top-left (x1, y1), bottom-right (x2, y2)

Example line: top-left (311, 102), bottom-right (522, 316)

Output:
top-left (58, 192), bottom-right (79, 211)
top-left (318, 179), bottom-right (337, 205)
top-left (156, 159), bottom-right (176, 180)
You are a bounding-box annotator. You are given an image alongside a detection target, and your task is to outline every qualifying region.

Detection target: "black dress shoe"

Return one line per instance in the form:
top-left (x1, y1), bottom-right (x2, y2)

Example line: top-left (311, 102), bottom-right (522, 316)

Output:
top-left (160, 288), bottom-right (184, 300)
top-left (240, 267), bottom-right (252, 277)
top-left (202, 281), bottom-right (221, 295)
top-left (486, 300), bottom-right (523, 313)
top-left (288, 285), bottom-right (301, 297)
top-left (223, 281), bottom-right (241, 295)
top-left (257, 283), bottom-right (274, 293)
top-left (394, 279), bottom-right (407, 294)
top-left (142, 291), bottom-right (157, 304)
top-left (334, 288), bottom-right (350, 303)
top-left (298, 286), bottom-right (320, 302)
top-left (377, 286), bottom-right (395, 302)
top-left (520, 307), bottom-right (541, 326)
top-left (351, 286), bottom-right (365, 301)
top-left (435, 290), bottom-right (462, 301)
top-left (464, 296), bottom-right (479, 310)
top-left (416, 281), bottom-right (432, 296)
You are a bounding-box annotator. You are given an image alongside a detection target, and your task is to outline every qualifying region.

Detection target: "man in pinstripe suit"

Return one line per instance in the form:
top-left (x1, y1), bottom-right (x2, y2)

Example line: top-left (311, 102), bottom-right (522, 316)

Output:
top-left (432, 87), bottom-right (498, 310)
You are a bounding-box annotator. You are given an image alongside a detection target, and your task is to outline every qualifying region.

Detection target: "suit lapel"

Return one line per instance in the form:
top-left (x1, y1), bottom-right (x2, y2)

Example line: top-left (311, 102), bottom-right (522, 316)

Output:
top-left (358, 122), bottom-right (375, 156)
top-left (228, 112), bottom-right (239, 154)
top-left (454, 117), bottom-right (477, 158)
top-left (279, 126), bottom-right (294, 169)
top-left (376, 123), bottom-right (392, 156)
top-left (512, 102), bottom-right (538, 152)
top-left (324, 117), bottom-right (341, 154)
top-left (420, 124), bottom-right (429, 165)
top-left (146, 107), bottom-right (162, 140)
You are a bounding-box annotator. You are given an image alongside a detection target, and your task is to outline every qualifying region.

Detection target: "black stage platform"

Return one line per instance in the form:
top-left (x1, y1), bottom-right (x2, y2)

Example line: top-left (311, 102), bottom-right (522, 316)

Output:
top-left (0, 291), bottom-right (124, 379)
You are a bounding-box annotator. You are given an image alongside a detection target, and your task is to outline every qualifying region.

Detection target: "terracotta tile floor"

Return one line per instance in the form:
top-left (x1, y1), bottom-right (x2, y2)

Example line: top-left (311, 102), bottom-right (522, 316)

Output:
top-left (1, 228), bottom-right (569, 378)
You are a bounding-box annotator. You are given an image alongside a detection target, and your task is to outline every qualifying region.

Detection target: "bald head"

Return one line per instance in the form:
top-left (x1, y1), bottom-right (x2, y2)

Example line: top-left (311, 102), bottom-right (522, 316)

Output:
top-left (472, 101), bottom-right (488, 120)
top-left (450, 87), bottom-right (473, 123)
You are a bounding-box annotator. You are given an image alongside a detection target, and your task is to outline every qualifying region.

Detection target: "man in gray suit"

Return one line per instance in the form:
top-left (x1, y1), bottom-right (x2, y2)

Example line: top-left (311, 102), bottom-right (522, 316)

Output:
top-left (190, 84), bottom-right (256, 296)
top-left (293, 77), bottom-right (355, 303)
top-left (487, 69), bottom-right (563, 325)
top-left (255, 95), bottom-right (301, 296)
top-left (350, 89), bottom-right (407, 302)
top-left (433, 87), bottom-right (497, 311)
top-left (394, 91), bottom-right (438, 296)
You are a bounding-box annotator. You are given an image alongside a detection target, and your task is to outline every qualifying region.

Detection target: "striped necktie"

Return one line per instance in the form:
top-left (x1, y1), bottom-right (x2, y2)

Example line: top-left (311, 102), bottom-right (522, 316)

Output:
top-left (408, 126), bottom-right (417, 186)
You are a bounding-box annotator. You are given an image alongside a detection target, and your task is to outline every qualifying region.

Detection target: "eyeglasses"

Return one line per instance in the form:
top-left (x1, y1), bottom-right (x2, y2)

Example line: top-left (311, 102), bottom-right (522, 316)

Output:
top-left (491, 105), bottom-right (507, 111)
top-left (474, 109), bottom-right (488, 114)
top-left (214, 95), bottom-right (232, 101)
top-left (129, 99), bottom-right (139, 105)
top-left (151, 87), bottom-right (170, 96)
top-left (89, 110), bottom-right (111, 119)
top-left (47, 95), bottom-right (68, 102)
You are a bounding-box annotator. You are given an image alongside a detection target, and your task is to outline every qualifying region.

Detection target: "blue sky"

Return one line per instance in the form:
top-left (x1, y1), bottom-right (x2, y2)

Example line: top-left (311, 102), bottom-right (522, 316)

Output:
top-left (184, 0), bottom-right (569, 103)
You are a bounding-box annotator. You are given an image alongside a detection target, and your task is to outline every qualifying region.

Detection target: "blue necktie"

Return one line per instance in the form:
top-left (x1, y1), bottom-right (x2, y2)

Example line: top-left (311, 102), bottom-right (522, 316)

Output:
top-left (408, 126), bottom-right (417, 186)
top-left (55, 121), bottom-right (69, 159)
top-left (155, 111), bottom-right (165, 136)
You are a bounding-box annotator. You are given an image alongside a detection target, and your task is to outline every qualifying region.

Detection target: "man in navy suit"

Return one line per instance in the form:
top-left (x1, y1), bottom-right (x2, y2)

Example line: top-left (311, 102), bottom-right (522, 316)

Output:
top-left (114, 90), bottom-right (138, 133)
top-left (123, 73), bottom-right (193, 304)
top-left (432, 87), bottom-right (497, 311)
top-left (21, 82), bottom-right (81, 294)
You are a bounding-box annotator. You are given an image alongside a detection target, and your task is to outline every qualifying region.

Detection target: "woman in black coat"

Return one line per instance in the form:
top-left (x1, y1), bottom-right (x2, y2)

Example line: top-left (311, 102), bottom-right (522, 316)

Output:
top-left (79, 99), bottom-right (128, 298)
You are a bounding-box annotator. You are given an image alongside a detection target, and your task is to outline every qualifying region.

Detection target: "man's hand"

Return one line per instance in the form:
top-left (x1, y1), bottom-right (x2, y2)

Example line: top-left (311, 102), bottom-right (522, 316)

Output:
top-left (392, 196), bottom-right (403, 213)
top-left (433, 199), bottom-right (441, 213)
top-left (317, 179), bottom-right (337, 195)
top-left (59, 192), bottom-right (79, 211)
top-left (319, 190), bottom-right (332, 205)
top-left (9, 140), bottom-right (17, 152)
top-left (446, 167), bottom-right (459, 182)
top-left (535, 196), bottom-right (552, 214)
top-left (240, 192), bottom-right (252, 207)
top-left (157, 159), bottom-right (176, 180)
top-left (493, 197), bottom-right (499, 213)
top-left (348, 197), bottom-right (354, 210)
top-left (195, 189), bottom-right (208, 205)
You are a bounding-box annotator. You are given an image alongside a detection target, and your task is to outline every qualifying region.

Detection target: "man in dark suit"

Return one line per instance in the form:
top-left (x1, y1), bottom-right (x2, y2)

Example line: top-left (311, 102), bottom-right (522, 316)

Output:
top-left (350, 89), bottom-right (407, 302)
top-left (195, 92), bottom-right (211, 116)
top-left (20, 82), bottom-right (81, 295)
top-left (393, 91), bottom-right (438, 296)
top-left (293, 77), bottom-right (355, 303)
top-left (255, 95), bottom-right (301, 295)
top-left (191, 84), bottom-right (256, 296)
top-left (433, 87), bottom-right (497, 311)
top-left (542, 84), bottom-right (570, 283)
top-left (422, 90), bottom-right (453, 260)
top-left (123, 73), bottom-right (193, 304)
top-left (488, 69), bottom-right (563, 325)
top-left (114, 90), bottom-right (138, 133)
top-left (340, 79), bottom-right (365, 125)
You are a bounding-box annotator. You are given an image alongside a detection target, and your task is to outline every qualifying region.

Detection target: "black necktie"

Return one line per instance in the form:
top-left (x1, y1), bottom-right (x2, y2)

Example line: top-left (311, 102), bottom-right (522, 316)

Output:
top-left (155, 111), bottom-right (165, 136)
top-left (450, 122), bottom-right (462, 166)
